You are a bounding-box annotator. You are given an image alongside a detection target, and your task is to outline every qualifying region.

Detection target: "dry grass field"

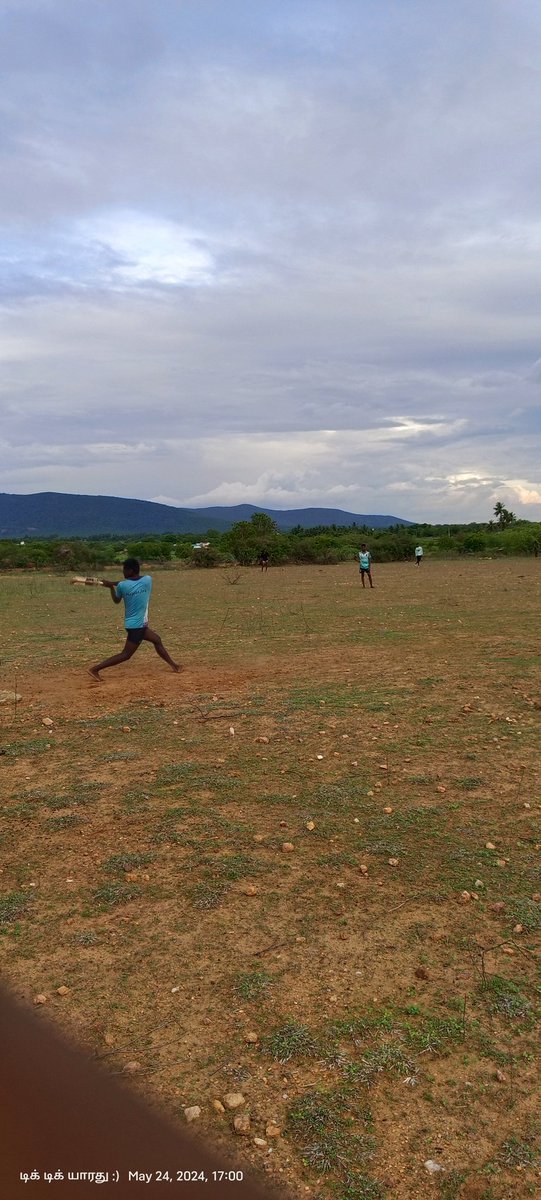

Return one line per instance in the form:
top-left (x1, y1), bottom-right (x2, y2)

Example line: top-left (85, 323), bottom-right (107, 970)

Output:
top-left (0, 560), bottom-right (539, 1200)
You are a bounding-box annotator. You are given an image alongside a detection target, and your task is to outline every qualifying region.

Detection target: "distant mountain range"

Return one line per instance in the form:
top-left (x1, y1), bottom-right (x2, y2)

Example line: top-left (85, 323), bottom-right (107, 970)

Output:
top-left (0, 493), bottom-right (413, 538)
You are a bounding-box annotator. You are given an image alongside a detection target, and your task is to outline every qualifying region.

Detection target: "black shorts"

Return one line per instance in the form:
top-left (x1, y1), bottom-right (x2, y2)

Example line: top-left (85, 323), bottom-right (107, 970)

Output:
top-left (126, 627), bottom-right (146, 645)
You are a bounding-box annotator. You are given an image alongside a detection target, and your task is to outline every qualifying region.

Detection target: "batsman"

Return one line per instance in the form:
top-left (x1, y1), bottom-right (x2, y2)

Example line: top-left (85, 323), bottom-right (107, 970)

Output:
top-left (88, 558), bottom-right (181, 680)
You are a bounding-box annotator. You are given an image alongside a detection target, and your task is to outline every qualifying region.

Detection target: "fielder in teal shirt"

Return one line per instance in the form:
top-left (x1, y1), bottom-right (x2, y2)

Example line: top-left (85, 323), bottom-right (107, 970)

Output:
top-left (89, 558), bottom-right (180, 680)
top-left (358, 543), bottom-right (374, 589)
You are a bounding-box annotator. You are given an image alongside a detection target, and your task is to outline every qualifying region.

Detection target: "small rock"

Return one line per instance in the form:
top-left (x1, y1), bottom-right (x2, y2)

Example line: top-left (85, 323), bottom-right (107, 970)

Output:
top-left (354, 817), bottom-right (360, 823)
top-left (223, 1093), bottom-right (245, 1110)
top-left (485, 841), bottom-right (496, 850)
top-left (475, 879), bottom-right (484, 889)
top-left (42, 717), bottom-right (54, 727)
top-left (171, 986), bottom-right (180, 993)
top-left (233, 1112), bottom-right (251, 1136)
top-left (501, 946), bottom-right (514, 955)
top-left (388, 858), bottom-right (399, 867)
top-left (532, 892), bottom-right (541, 902)
top-left (359, 864), bottom-right (368, 875)
top-left (103, 1032), bottom-right (115, 1046)
top-left (123, 1061), bottom-right (141, 1074)
top-left (255, 736), bottom-right (269, 744)
top-left (306, 821), bottom-right (315, 831)
top-left (495, 858), bottom-right (507, 867)
top-left (436, 785), bottom-right (446, 793)
top-left (253, 834), bottom-right (265, 843)
top-left (495, 1069), bottom-right (507, 1082)
top-left (122, 725), bottom-right (131, 733)
top-left (0, 690), bottom-right (22, 705)
top-left (459, 891), bottom-right (471, 903)
top-left (241, 884), bottom-right (258, 896)
top-left (212, 1100), bottom-right (226, 1114)
top-left (513, 923), bottom-right (524, 934)
top-left (415, 966), bottom-right (429, 980)
top-left (383, 805), bottom-right (393, 814)
top-left (184, 1106), bottom-right (201, 1123)
top-left (424, 1160), bottom-right (444, 1175)
top-left (282, 842), bottom-right (295, 853)
top-left (253, 1137), bottom-right (267, 1148)
top-left (265, 1122), bottom-right (281, 1138)
top-left (245, 1032), bottom-right (258, 1043)
top-left (57, 986), bottom-right (70, 996)
top-left (491, 902), bottom-right (506, 913)
top-left (316, 754), bottom-right (324, 760)
top-left (33, 994), bottom-right (47, 1005)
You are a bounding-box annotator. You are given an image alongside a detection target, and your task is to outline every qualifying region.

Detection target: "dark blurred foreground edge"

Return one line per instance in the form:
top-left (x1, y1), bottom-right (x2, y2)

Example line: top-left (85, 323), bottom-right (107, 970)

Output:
top-left (0, 984), bottom-right (290, 1200)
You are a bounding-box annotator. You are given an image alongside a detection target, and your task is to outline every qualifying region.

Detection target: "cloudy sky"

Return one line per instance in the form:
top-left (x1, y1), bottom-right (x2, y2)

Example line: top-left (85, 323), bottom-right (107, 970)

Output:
top-left (1, 0), bottom-right (541, 522)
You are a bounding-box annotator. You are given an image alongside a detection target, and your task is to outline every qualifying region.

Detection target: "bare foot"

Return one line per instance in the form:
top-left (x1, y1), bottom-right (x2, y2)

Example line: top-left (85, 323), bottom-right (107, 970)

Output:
top-left (171, 664), bottom-right (183, 674)
top-left (88, 667), bottom-right (102, 681)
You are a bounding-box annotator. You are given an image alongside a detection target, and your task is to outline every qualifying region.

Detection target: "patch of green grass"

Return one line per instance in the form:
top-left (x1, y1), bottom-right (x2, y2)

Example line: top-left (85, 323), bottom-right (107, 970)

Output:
top-left (71, 930), bottom-right (100, 946)
top-left (479, 976), bottom-right (533, 1021)
top-left (497, 1136), bottom-right (538, 1169)
top-left (438, 1170), bottom-right (466, 1199)
top-left (288, 1089), bottom-right (376, 1180)
top-left (189, 881), bottom-right (225, 910)
top-left (456, 777), bottom-right (484, 789)
top-left (102, 852), bottom-right (154, 874)
top-left (155, 762), bottom-right (198, 786)
top-left (45, 814), bottom-right (84, 831)
top-left (344, 1042), bottom-right (414, 1086)
top-left (405, 1015), bottom-right (465, 1053)
top-left (5, 738), bottom-right (52, 756)
top-left (0, 891), bottom-right (31, 922)
top-left (93, 881), bottom-right (143, 907)
top-left (264, 1021), bottom-right (321, 1063)
top-left (234, 968), bottom-right (273, 1001)
top-left (338, 1180), bottom-right (385, 1200)
top-left (506, 899), bottom-right (541, 933)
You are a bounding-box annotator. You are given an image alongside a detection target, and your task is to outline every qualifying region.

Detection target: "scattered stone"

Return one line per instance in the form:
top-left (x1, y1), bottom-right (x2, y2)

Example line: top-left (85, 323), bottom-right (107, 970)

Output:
top-left (495, 858), bottom-right (507, 867)
top-left (366, 789), bottom-right (373, 796)
top-left (532, 893), bottom-right (541, 902)
top-left (103, 1032), bottom-right (115, 1046)
top-left (233, 1112), bottom-right (251, 1136)
top-left (415, 966), bottom-right (429, 981)
top-left (255, 736), bottom-right (269, 744)
top-left (495, 1069), bottom-right (507, 1082)
top-left (475, 879), bottom-right (484, 889)
top-left (122, 725), bottom-right (131, 733)
top-left (184, 1106), bottom-right (201, 1123)
top-left (491, 902), bottom-right (506, 913)
top-left (383, 805), bottom-right (393, 814)
top-left (245, 1032), bottom-right (258, 1043)
top-left (33, 994), bottom-right (47, 1005)
top-left (354, 817), bottom-right (360, 823)
top-left (223, 1093), bottom-right (245, 1110)
top-left (306, 821), bottom-right (315, 831)
top-left (56, 986), bottom-right (70, 996)
top-left (424, 1160), bottom-right (444, 1175)
top-left (436, 785), bottom-right (446, 793)
top-left (282, 842), bottom-right (295, 853)
top-left (212, 1100), bottom-right (225, 1114)
top-left (171, 986), bottom-right (180, 994)
top-left (513, 923), bottom-right (524, 934)
top-left (0, 691), bottom-right (22, 705)
top-left (241, 884), bottom-right (258, 896)
top-left (42, 717), bottom-right (54, 727)
top-left (253, 834), bottom-right (265, 843)
top-left (378, 763), bottom-right (388, 770)
top-left (253, 1138), bottom-right (267, 1148)
top-left (265, 1122), bottom-right (281, 1138)
top-left (123, 1061), bottom-right (141, 1074)
top-left (459, 891), bottom-right (471, 903)
top-left (501, 946), bottom-right (514, 956)
top-left (359, 864), bottom-right (368, 875)
top-left (316, 754), bottom-right (324, 760)
top-left (485, 842), bottom-right (496, 850)
top-left (336, 881), bottom-right (345, 889)
top-left (388, 858), bottom-right (399, 867)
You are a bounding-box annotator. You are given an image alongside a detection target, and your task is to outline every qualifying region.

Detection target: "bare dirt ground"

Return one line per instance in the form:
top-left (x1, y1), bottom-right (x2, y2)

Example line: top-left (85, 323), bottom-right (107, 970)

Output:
top-left (1, 560), bottom-right (540, 1200)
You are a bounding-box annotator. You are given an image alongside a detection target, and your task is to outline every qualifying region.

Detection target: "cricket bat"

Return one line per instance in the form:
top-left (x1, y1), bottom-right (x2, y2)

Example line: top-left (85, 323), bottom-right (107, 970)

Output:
top-left (71, 576), bottom-right (105, 587)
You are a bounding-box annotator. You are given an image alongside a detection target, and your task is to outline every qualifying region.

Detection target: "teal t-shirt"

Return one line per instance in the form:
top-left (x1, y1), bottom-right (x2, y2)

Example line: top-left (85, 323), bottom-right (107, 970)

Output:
top-left (115, 576), bottom-right (152, 629)
top-left (359, 550), bottom-right (371, 570)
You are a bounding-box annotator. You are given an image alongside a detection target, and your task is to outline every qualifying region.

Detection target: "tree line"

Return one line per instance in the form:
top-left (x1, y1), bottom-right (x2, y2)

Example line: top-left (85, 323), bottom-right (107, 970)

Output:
top-left (0, 503), bottom-right (539, 571)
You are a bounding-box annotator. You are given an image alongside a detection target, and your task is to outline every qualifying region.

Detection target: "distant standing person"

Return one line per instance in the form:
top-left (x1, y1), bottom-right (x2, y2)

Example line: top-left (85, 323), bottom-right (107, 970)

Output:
top-left (358, 543), bottom-right (374, 589)
top-left (415, 544), bottom-right (424, 566)
top-left (258, 549), bottom-right (269, 571)
top-left (89, 558), bottom-right (181, 680)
